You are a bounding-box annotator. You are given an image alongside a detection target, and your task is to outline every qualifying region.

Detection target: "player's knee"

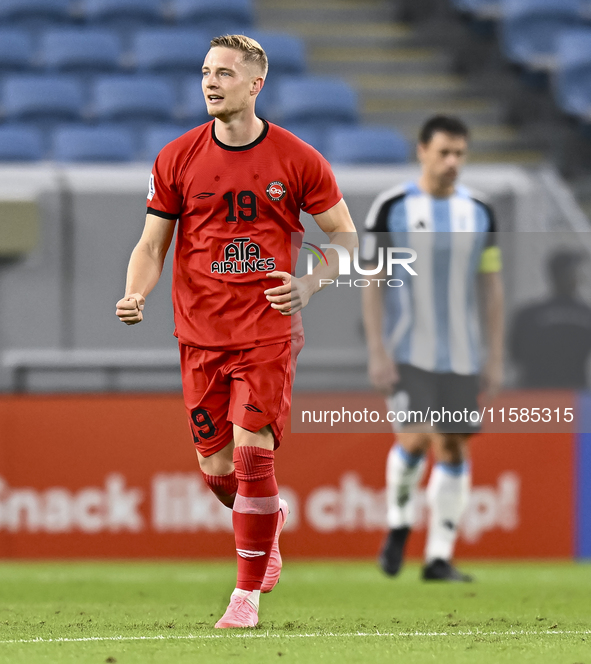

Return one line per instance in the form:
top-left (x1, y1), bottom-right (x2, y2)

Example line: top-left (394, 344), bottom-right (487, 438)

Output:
top-left (438, 434), bottom-right (468, 464)
top-left (398, 431), bottom-right (431, 455)
top-left (196, 448), bottom-right (234, 476)
top-left (233, 424), bottom-right (274, 449)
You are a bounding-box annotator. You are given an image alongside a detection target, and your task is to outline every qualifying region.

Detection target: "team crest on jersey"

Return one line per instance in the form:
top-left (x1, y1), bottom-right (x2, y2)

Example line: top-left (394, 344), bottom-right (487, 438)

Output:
top-left (211, 237), bottom-right (276, 275)
top-left (266, 181), bottom-right (287, 202)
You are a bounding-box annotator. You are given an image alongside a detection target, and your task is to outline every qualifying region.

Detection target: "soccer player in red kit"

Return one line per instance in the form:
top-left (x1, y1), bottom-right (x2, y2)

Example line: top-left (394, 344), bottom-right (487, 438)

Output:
top-left (115, 35), bottom-right (357, 628)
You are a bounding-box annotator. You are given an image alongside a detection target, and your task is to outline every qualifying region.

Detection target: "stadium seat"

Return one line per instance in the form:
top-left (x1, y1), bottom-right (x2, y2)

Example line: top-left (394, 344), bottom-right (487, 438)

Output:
top-left (500, 0), bottom-right (583, 70)
top-left (133, 29), bottom-right (210, 73)
top-left (281, 123), bottom-right (327, 153)
top-left (273, 76), bottom-right (359, 125)
top-left (3, 75), bottom-right (84, 121)
top-left (0, 0), bottom-right (72, 24)
top-left (248, 31), bottom-right (307, 76)
top-left (554, 28), bottom-right (591, 117)
top-left (52, 124), bottom-right (135, 162)
top-left (41, 29), bottom-right (122, 72)
top-left (0, 30), bottom-right (34, 72)
top-left (171, 0), bottom-right (254, 30)
top-left (144, 124), bottom-right (192, 162)
top-left (92, 76), bottom-right (175, 122)
top-left (324, 126), bottom-right (410, 165)
top-left (82, 0), bottom-right (164, 25)
top-left (0, 124), bottom-right (44, 160)
top-left (254, 82), bottom-right (274, 121)
top-left (182, 77), bottom-right (214, 124)
top-left (249, 32), bottom-right (308, 116)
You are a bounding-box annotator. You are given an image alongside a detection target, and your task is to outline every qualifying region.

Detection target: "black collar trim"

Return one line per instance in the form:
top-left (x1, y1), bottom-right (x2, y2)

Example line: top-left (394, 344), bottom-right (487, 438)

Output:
top-left (211, 119), bottom-right (269, 151)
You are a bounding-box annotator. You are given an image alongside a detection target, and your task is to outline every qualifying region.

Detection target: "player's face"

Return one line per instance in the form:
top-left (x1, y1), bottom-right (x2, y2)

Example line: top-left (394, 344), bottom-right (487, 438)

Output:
top-left (417, 131), bottom-right (468, 189)
top-left (201, 47), bottom-right (262, 120)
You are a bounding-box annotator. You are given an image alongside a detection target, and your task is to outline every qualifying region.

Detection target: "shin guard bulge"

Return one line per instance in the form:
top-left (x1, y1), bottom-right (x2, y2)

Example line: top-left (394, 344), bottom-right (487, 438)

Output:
top-left (232, 446), bottom-right (280, 591)
top-left (202, 470), bottom-right (238, 508)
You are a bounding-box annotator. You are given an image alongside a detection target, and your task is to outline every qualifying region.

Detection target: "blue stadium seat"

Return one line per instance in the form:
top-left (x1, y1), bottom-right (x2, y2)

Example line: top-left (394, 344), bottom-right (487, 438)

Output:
top-left (281, 123), bottom-right (327, 153)
top-left (249, 33), bottom-right (307, 116)
top-left (133, 29), bottom-right (210, 73)
top-left (3, 75), bottom-right (84, 121)
top-left (0, 0), bottom-right (72, 24)
top-left (324, 126), bottom-right (410, 165)
top-left (82, 0), bottom-right (164, 25)
top-left (41, 29), bottom-right (122, 72)
top-left (144, 124), bottom-right (192, 162)
top-left (273, 76), bottom-right (359, 125)
top-left (254, 82), bottom-right (274, 120)
top-left (248, 31), bottom-right (307, 76)
top-left (554, 28), bottom-right (591, 117)
top-left (500, 0), bottom-right (583, 69)
top-left (182, 77), bottom-right (214, 123)
top-left (171, 0), bottom-right (254, 30)
top-left (53, 124), bottom-right (135, 161)
top-left (93, 76), bottom-right (175, 122)
top-left (0, 30), bottom-right (33, 71)
top-left (0, 124), bottom-right (44, 160)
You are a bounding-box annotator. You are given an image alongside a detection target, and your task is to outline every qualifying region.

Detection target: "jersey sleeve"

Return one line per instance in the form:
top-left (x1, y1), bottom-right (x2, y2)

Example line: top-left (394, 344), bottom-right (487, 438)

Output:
top-left (360, 192), bottom-right (404, 266)
top-left (477, 200), bottom-right (502, 273)
top-left (146, 145), bottom-right (183, 220)
top-left (299, 149), bottom-right (343, 215)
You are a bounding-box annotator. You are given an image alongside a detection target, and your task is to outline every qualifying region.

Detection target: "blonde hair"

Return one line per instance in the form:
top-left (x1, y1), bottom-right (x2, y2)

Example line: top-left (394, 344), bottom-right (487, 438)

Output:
top-left (210, 34), bottom-right (268, 77)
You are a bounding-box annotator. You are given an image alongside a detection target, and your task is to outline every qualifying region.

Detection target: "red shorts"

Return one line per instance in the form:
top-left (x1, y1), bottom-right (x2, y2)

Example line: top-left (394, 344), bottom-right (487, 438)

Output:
top-left (179, 334), bottom-right (304, 457)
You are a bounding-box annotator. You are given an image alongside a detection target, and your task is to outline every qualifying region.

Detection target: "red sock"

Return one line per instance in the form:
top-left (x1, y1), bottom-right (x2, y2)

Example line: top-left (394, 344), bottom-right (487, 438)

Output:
top-left (201, 471), bottom-right (238, 508)
top-left (232, 446), bottom-right (279, 591)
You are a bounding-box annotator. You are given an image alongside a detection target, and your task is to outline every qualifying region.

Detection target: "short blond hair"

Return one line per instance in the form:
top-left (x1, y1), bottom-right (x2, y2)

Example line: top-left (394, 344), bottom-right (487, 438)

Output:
top-left (210, 34), bottom-right (268, 77)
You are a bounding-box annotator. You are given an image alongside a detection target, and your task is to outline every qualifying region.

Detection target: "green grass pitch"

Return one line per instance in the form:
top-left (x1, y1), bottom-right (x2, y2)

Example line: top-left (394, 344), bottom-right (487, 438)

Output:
top-left (0, 560), bottom-right (589, 663)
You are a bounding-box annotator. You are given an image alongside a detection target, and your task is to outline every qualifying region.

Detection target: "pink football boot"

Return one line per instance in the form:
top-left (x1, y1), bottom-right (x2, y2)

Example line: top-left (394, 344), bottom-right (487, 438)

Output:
top-left (215, 592), bottom-right (258, 629)
top-left (261, 498), bottom-right (289, 593)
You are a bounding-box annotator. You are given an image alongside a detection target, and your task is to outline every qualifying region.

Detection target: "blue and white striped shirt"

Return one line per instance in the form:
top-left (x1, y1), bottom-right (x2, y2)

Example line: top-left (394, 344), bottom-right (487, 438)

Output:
top-left (362, 182), bottom-right (497, 375)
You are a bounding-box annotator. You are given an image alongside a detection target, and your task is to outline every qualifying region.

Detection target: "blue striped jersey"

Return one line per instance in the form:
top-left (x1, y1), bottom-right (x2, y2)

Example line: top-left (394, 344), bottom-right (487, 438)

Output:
top-left (362, 182), bottom-right (498, 375)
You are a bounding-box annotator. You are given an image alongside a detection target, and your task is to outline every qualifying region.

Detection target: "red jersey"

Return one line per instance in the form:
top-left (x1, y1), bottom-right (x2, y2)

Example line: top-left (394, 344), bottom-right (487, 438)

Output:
top-left (147, 120), bottom-right (342, 350)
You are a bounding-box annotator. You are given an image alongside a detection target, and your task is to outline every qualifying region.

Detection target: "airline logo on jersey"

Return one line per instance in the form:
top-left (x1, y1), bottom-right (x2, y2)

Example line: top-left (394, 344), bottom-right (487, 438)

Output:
top-left (211, 237), bottom-right (276, 275)
top-left (266, 181), bottom-right (287, 202)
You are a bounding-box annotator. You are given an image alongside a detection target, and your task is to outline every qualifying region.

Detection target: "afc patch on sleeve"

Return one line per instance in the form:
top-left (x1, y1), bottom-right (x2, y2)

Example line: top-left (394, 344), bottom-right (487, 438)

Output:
top-left (147, 173), bottom-right (155, 201)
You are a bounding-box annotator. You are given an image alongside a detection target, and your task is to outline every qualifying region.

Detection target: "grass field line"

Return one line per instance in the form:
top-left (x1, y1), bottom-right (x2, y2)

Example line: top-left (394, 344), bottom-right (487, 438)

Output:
top-left (2, 629), bottom-right (591, 645)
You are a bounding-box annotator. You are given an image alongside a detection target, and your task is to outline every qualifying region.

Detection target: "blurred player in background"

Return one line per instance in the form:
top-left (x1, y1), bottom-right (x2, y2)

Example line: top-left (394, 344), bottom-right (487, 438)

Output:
top-left (116, 35), bottom-right (357, 627)
top-left (361, 115), bottom-right (504, 581)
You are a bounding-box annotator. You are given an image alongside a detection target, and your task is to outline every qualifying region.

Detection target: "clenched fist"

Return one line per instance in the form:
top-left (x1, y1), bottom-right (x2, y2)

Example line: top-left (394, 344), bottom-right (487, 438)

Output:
top-left (116, 293), bottom-right (145, 325)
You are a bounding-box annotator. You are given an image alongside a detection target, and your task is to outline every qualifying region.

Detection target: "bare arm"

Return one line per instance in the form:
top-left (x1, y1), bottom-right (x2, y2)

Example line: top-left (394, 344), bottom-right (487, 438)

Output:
top-left (264, 198), bottom-right (359, 315)
top-left (115, 213), bottom-right (176, 325)
top-left (361, 268), bottom-right (398, 393)
top-left (480, 270), bottom-right (505, 397)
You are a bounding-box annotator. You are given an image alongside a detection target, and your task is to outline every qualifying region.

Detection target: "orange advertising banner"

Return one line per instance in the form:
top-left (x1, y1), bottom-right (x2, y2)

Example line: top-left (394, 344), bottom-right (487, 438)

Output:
top-left (0, 394), bottom-right (575, 559)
